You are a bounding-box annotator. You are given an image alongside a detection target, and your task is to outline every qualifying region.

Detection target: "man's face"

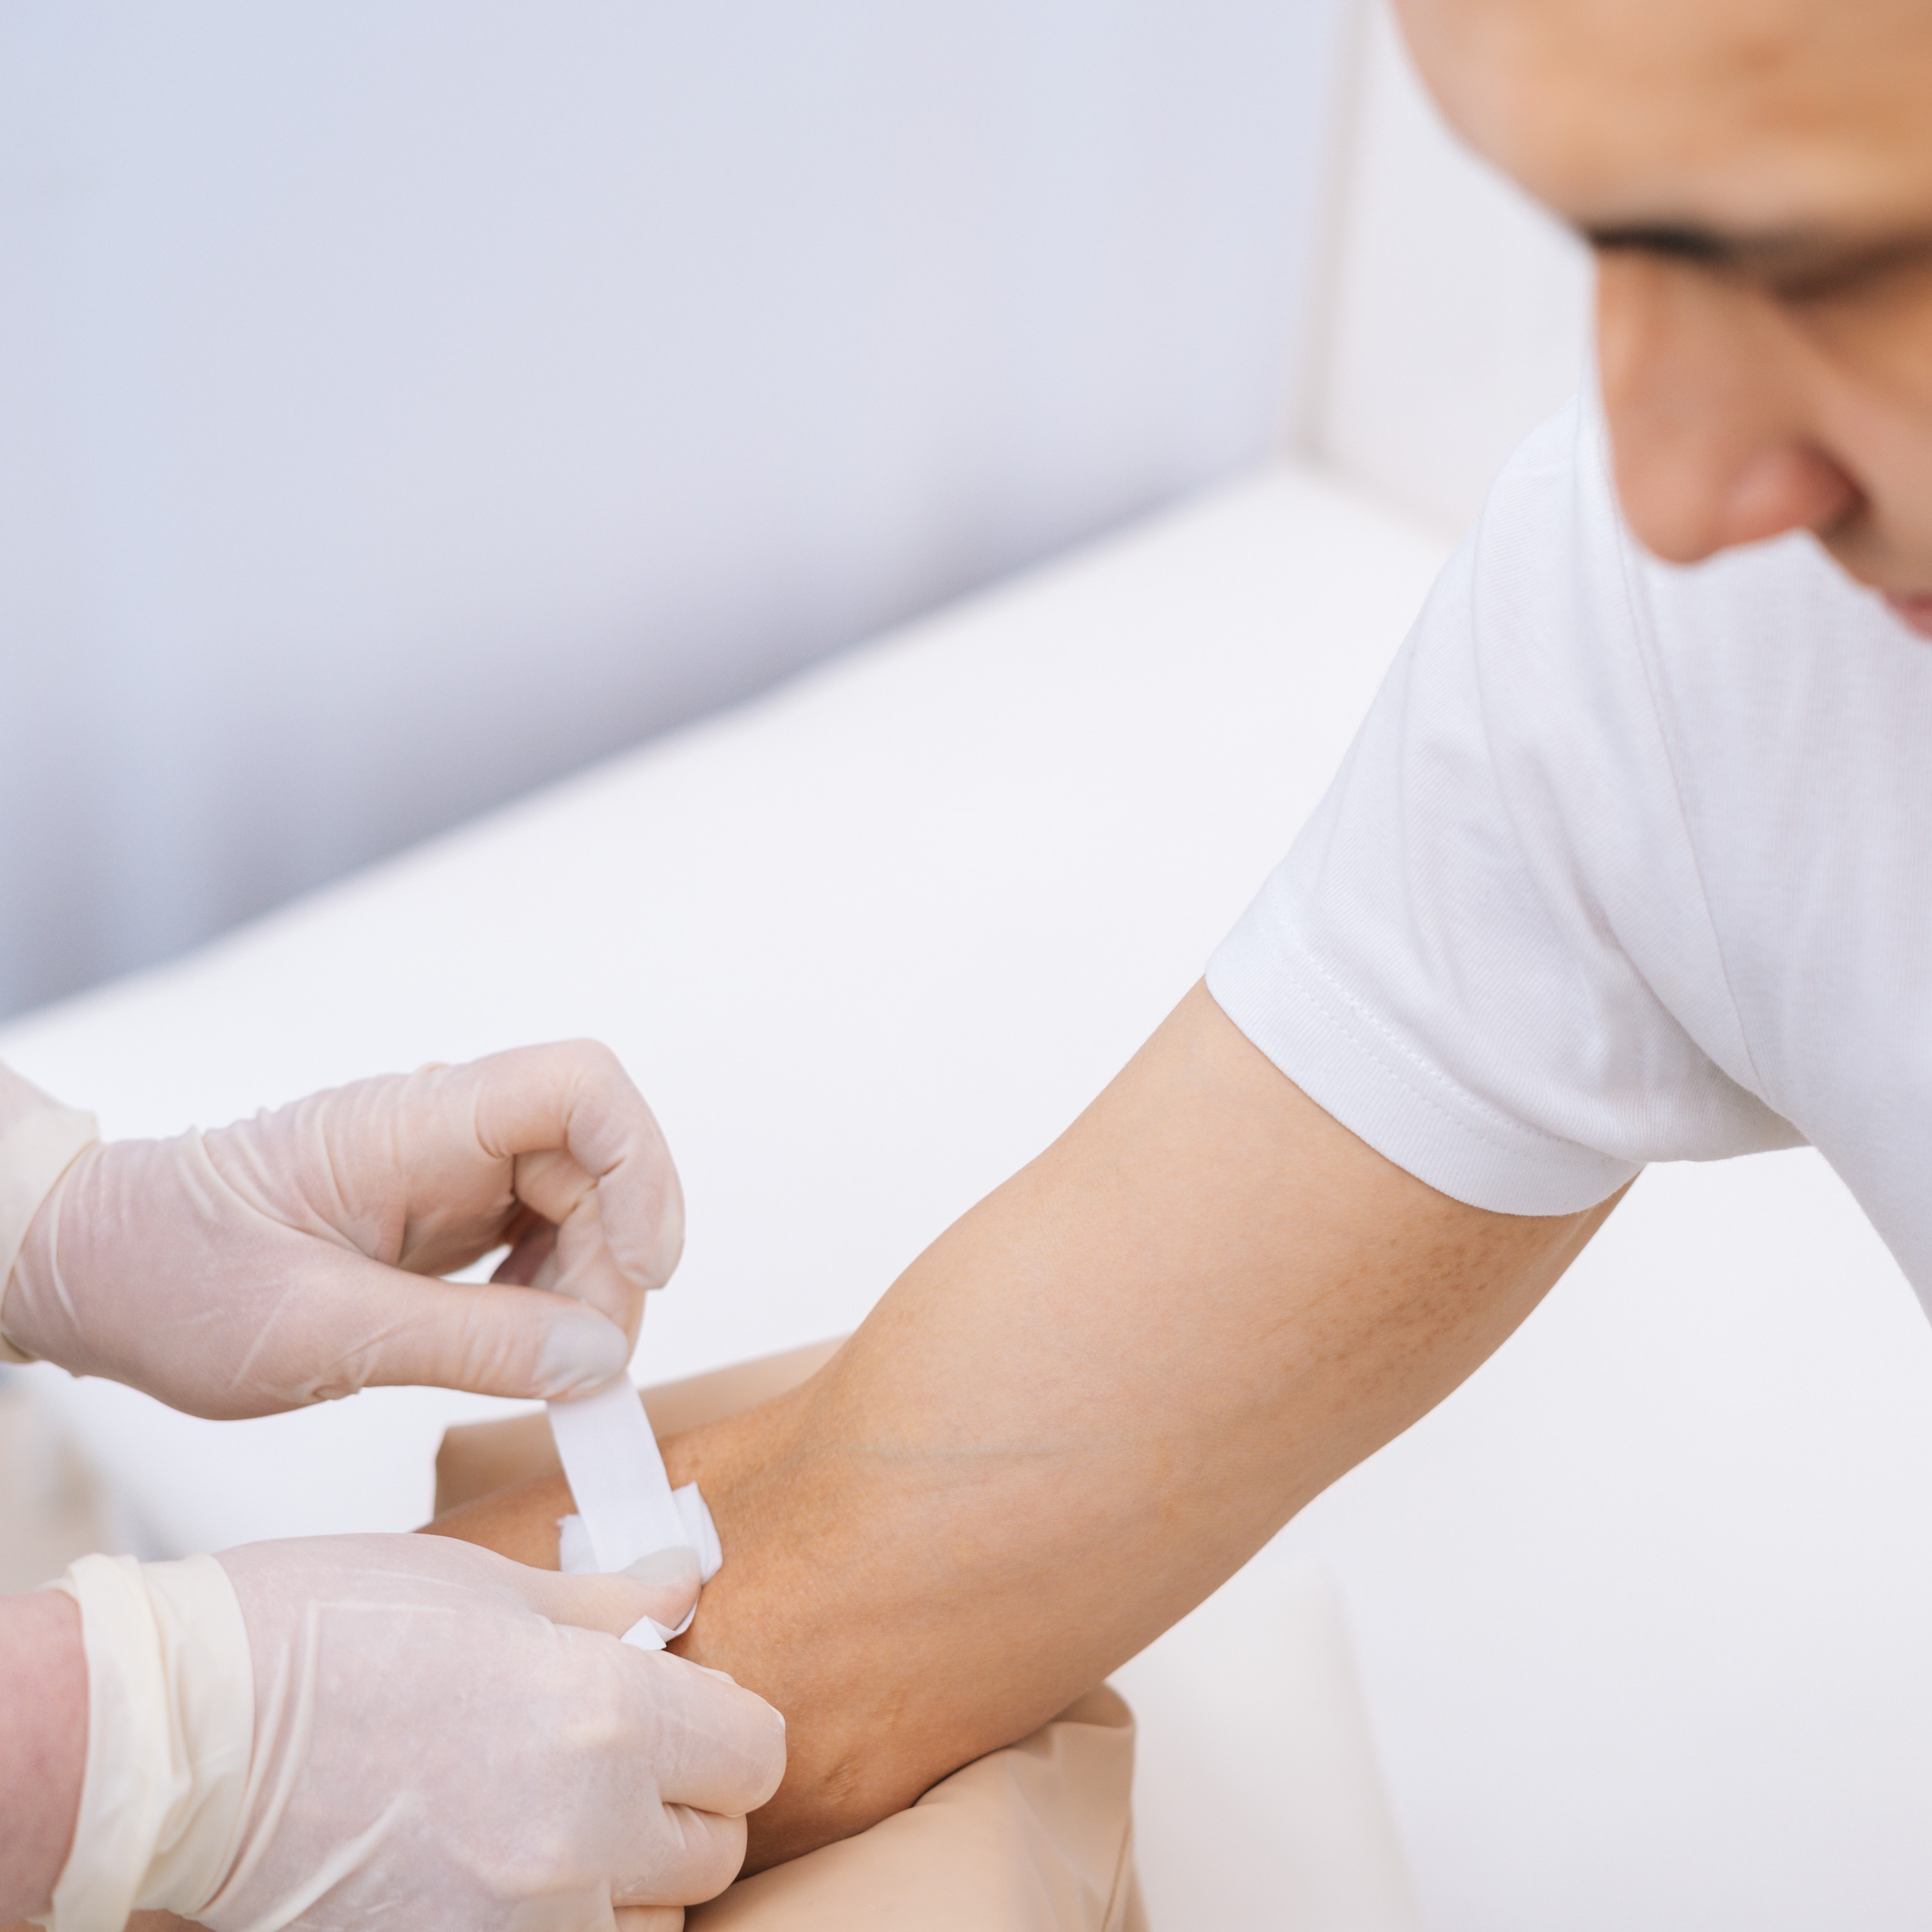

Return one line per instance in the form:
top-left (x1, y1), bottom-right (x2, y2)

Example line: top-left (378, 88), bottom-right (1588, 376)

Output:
top-left (1399, 0), bottom-right (1932, 634)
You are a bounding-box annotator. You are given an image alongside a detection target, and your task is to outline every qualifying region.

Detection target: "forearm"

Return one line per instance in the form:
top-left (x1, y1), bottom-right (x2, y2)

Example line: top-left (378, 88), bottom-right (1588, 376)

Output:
top-left (0, 1590), bottom-right (87, 1919)
top-left (433, 986), bottom-right (1617, 1870)
top-left (664, 994), bottom-right (1613, 1862)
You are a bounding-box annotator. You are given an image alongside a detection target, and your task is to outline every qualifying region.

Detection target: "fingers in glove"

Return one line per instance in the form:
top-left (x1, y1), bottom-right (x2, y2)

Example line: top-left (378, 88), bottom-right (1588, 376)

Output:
top-left (615, 1807), bottom-right (748, 1911)
top-left (296, 1249), bottom-right (631, 1402)
top-left (511, 1562), bottom-right (693, 1640)
top-left (621, 1547), bottom-right (703, 1634)
top-left (512, 1566), bottom-right (786, 1817)
top-left (458, 1042), bottom-right (686, 1292)
top-left (491, 1211), bottom-right (557, 1287)
top-left (488, 1203), bottom-right (640, 1362)
top-left (627, 1655), bottom-right (788, 1817)
top-left (514, 1566), bottom-right (787, 1814)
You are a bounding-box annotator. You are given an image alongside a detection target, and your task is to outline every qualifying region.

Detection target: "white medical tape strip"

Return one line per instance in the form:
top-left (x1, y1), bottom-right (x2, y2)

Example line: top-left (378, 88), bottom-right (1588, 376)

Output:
top-left (546, 1377), bottom-right (691, 1573)
top-left (674, 1484), bottom-right (723, 1578)
top-left (558, 1485), bottom-right (723, 1650)
top-left (39, 1554), bottom-right (253, 1932)
top-left (558, 1485), bottom-right (722, 1583)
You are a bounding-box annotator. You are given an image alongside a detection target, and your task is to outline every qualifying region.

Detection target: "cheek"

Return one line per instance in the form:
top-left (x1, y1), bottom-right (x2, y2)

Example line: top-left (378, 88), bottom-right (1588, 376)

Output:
top-left (1799, 266), bottom-right (1932, 427)
top-left (1595, 253), bottom-right (1800, 414)
top-left (1800, 280), bottom-right (1932, 569)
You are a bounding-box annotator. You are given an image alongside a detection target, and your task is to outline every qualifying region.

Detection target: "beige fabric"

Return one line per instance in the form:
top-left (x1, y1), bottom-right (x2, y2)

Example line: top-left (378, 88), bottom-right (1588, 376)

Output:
top-left (0, 1063), bottom-right (99, 1365)
top-left (690, 1686), bottom-right (1146, 1932)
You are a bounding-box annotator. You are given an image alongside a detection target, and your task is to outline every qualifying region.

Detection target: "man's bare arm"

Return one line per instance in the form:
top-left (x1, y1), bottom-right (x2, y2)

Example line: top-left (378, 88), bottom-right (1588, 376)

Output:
top-left (435, 983), bottom-right (1619, 1867)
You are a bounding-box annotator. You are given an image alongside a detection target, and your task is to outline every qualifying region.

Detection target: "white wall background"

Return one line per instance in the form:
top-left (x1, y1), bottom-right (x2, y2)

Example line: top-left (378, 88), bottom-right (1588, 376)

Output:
top-left (0, 0), bottom-right (1349, 1018)
top-left (1303, 0), bottom-right (1592, 530)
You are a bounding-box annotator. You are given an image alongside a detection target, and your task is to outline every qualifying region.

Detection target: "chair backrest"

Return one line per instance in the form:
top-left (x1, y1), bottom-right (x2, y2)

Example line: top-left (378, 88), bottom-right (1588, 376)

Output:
top-left (1294, 0), bottom-right (1593, 534)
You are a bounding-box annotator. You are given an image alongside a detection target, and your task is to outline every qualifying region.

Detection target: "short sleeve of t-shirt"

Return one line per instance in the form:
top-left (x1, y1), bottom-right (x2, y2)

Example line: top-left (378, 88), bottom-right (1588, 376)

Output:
top-left (1207, 396), bottom-right (1802, 1216)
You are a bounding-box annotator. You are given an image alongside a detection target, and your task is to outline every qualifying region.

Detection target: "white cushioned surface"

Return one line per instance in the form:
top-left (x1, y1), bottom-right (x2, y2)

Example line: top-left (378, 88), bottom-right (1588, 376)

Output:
top-left (7, 465), bottom-right (1932, 1929)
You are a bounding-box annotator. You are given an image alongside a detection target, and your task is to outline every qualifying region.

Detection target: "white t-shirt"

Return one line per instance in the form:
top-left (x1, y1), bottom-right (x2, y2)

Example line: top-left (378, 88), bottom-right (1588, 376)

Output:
top-left (1207, 394), bottom-right (1932, 1298)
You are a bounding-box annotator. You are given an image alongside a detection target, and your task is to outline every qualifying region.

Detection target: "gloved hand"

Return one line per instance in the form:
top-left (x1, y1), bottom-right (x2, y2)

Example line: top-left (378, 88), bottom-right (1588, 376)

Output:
top-left (0, 1042), bottom-right (683, 1418)
top-left (46, 1533), bottom-right (784, 1932)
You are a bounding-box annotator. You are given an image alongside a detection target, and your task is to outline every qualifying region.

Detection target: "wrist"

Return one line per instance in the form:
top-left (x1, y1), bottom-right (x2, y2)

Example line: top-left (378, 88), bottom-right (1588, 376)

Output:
top-left (660, 1405), bottom-right (928, 1868)
top-left (0, 1591), bottom-right (87, 1920)
top-left (0, 1068), bottom-right (100, 1367)
top-left (39, 1554), bottom-right (255, 1932)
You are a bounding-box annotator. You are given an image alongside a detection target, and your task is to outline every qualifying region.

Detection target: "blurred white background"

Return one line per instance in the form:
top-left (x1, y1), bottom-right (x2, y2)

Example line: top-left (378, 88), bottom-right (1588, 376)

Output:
top-left (0, 0), bottom-right (1356, 1018)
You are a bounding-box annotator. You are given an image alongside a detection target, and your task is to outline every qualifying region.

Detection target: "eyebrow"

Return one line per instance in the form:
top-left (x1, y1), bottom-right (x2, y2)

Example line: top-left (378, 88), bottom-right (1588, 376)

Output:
top-left (1584, 221), bottom-right (1735, 261)
top-left (1583, 220), bottom-right (1932, 292)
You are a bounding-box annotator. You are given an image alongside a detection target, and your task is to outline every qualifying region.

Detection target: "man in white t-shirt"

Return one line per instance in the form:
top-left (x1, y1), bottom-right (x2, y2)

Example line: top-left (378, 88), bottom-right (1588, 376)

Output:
top-left (361, 0), bottom-right (1932, 1876)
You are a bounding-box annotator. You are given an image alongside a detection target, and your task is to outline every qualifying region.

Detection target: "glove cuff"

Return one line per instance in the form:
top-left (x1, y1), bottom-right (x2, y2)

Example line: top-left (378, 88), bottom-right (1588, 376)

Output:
top-left (0, 1066), bottom-right (99, 1365)
top-left (37, 1553), bottom-right (255, 1932)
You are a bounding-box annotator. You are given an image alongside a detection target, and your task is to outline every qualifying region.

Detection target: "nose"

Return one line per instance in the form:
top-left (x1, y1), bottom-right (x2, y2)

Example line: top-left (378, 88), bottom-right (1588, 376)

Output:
top-left (1595, 251), bottom-right (1860, 564)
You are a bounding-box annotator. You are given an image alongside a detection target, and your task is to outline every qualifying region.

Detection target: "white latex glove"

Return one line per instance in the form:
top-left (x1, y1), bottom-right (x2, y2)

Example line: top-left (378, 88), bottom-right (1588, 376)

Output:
top-left (0, 1042), bottom-right (683, 1418)
top-left (46, 1534), bottom-right (782, 1932)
